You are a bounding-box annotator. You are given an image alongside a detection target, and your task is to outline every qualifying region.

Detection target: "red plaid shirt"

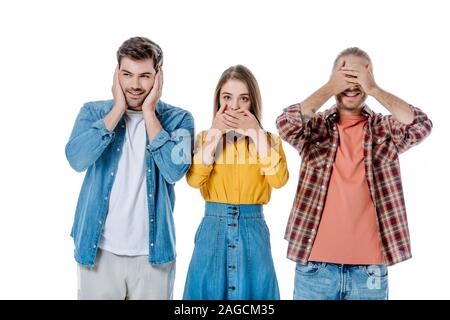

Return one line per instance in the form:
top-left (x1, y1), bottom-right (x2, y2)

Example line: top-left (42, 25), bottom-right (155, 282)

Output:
top-left (276, 104), bottom-right (432, 266)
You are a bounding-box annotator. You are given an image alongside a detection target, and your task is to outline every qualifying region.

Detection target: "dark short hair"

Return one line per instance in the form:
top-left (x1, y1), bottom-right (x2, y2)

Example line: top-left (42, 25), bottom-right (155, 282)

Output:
top-left (116, 36), bottom-right (163, 71)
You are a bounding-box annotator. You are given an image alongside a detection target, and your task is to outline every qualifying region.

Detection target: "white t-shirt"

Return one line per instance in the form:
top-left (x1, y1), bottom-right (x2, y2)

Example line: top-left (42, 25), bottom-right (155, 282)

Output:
top-left (99, 109), bottom-right (149, 256)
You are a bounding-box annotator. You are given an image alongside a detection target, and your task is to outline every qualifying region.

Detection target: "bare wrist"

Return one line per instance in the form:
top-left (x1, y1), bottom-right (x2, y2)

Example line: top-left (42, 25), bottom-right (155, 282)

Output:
top-left (113, 103), bottom-right (126, 113)
top-left (143, 109), bottom-right (158, 121)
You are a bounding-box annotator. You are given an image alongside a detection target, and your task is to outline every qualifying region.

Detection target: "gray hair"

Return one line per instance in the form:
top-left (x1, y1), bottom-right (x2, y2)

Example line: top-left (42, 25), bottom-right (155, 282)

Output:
top-left (333, 47), bottom-right (372, 69)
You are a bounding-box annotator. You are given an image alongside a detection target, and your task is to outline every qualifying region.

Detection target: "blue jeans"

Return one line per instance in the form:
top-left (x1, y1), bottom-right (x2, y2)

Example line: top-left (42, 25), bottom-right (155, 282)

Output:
top-left (294, 261), bottom-right (388, 300)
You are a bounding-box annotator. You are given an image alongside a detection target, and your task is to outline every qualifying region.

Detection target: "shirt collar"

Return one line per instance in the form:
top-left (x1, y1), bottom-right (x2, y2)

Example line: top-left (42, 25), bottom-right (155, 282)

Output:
top-left (325, 104), bottom-right (374, 121)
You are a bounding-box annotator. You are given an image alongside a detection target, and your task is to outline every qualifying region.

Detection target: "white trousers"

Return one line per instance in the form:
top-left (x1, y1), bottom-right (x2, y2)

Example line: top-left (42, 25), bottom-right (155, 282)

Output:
top-left (77, 249), bottom-right (175, 300)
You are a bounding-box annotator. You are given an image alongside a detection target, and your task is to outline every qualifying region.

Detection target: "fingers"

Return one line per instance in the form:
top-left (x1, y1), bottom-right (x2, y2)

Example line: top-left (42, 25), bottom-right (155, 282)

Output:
top-left (217, 103), bottom-right (227, 115)
top-left (342, 63), bottom-right (359, 71)
top-left (337, 59), bottom-right (346, 70)
top-left (344, 83), bottom-right (358, 90)
top-left (154, 70), bottom-right (161, 90)
top-left (241, 109), bottom-right (256, 119)
top-left (222, 113), bottom-right (240, 126)
top-left (339, 70), bottom-right (359, 83)
top-left (224, 109), bottom-right (245, 120)
top-left (341, 70), bottom-right (359, 78)
top-left (159, 67), bottom-right (164, 95)
top-left (342, 63), bottom-right (366, 72)
top-left (112, 65), bottom-right (123, 94)
top-left (227, 108), bottom-right (252, 117)
top-left (332, 59), bottom-right (345, 73)
top-left (113, 65), bottom-right (119, 87)
top-left (215, 104), bottom-right (238, 129)
top-left (219, 115), bottom-right (239, 128)
top-left (149, 69), bottom-right (163, 100)
top-left (345, 78), bottom-right (359, 85)
top-left (338, 83), bottom-right (358, 95)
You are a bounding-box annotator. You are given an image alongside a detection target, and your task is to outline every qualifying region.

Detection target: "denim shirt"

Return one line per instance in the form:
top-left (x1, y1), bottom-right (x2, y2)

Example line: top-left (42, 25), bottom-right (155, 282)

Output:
top-left (65, 99), bottom-right (194, 266)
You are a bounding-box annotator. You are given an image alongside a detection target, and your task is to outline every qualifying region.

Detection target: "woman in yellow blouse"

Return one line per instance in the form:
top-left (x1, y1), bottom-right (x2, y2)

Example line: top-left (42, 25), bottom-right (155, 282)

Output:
top-left (183, 65), bottom-right (289, 300)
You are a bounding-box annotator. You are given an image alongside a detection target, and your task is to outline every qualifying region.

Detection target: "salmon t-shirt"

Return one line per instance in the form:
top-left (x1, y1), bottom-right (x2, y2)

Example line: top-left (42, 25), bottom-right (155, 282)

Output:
top-left (309, 114), bottom-right (385, 265)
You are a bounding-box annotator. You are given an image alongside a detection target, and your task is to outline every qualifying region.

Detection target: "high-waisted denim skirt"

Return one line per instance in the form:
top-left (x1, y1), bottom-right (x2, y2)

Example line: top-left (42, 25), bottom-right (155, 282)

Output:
top-left (183, 201), bottom-right (280, 300)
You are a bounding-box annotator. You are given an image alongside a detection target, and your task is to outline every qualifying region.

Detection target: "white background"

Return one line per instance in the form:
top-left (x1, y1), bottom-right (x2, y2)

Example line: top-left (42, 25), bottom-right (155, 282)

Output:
top-left (0, 0), bottom-right (448, 299)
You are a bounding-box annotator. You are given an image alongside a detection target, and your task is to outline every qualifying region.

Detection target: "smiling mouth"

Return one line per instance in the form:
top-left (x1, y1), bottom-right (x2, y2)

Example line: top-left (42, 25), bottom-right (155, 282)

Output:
top-left (127, 91), bottom-right (144, 99)
top-left (342, 89), bottom-right (362, 98)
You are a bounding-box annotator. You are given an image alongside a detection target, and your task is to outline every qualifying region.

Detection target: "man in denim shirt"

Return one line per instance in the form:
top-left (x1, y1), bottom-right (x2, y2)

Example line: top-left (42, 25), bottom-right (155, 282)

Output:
top-left (65, 37), bottom-right (194, 299)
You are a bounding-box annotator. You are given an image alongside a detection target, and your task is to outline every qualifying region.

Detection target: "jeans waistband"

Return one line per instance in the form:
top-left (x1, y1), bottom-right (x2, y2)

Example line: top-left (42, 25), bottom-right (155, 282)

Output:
top-left (205, 201), bottom-right (263, 218)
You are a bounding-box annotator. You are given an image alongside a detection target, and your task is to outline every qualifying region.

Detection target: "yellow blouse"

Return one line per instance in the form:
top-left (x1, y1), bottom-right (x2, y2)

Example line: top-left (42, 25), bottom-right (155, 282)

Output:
top-left (186, 131), bottom-right (289, 204)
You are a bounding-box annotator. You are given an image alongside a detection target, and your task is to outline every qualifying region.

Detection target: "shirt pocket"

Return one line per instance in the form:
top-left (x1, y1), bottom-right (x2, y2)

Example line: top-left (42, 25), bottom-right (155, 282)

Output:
top-left (372, 133), bottom-right (398, 167)
top-left (304, 139), bottom-right (331, 169)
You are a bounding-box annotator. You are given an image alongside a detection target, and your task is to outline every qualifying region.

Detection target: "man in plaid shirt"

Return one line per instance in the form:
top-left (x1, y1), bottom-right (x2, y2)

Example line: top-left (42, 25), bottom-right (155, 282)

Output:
top-left (276, 47), bottom-right (432, 300)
